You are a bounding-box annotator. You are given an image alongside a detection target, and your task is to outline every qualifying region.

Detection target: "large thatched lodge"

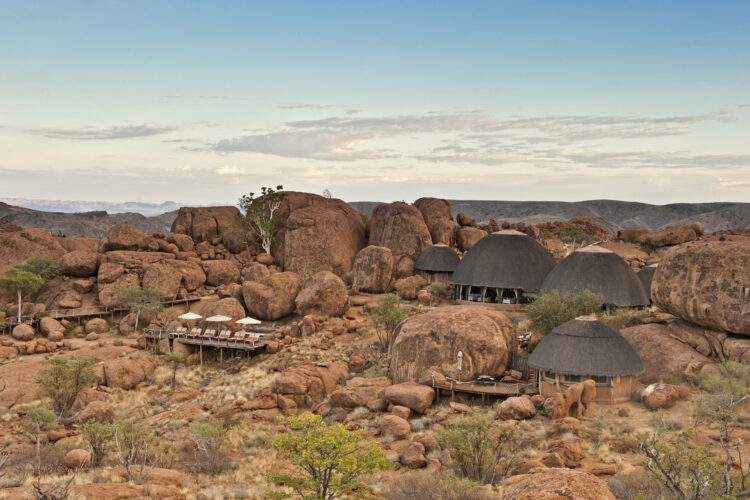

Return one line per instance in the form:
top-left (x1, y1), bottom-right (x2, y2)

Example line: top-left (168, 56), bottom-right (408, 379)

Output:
top-left (414, 244), bottom-right (460, 283)
top-left (540, 246), bottom-right (649, 312)
top-left (450, 230), bottom-right (556, 304)
top-left (528, 318), bottom-right (644, 404)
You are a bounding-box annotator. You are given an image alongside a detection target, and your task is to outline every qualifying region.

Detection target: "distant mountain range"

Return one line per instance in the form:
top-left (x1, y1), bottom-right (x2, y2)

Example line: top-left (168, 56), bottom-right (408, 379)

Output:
top-left (0, 198), bottom-right (188, 217)
top-left (1, 198), bottom-right (747, 238)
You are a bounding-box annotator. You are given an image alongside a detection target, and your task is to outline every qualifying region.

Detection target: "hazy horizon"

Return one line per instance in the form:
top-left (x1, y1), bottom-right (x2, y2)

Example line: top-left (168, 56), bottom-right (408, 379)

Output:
top-left (1, 1), bottom-right (749, 205)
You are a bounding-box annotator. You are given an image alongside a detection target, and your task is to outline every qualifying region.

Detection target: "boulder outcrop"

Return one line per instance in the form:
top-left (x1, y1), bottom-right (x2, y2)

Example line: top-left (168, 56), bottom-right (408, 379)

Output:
top-left (351, 246), bottom-right (393, 293)
top-left (295, 271), bottom-right (349, 317)
top-left (141, 263), bottom-right (182, 300)
top-left (205, 260), bottom-right (241, 286)
top-left (639, 224), bottom-right (697, 248)
top-left (103, 224), bottom-right (155, 252)
top-left (456, 226), bottom-right (487, 252)
top-left (382, 382), bottom-right (435, 414)
top-left (414, 197), bottom-right (456, 246)
top-left (103, 354), bottom-right (159, 389)
top-left (502, 467), bottom-right (616, 500)
top-left (389, 306), bottom-right (516, 382)
top-left (497, 396), bottom-right (536, 420)
top-left (652, 240), bottom-right (750, 335)
top-left (369, 203), bottom-right (432, 277)
top-left (171, 206), bottom-right (240, 244)
top-left (60, 250), bottom-right (100, 277)
top-left (243, 272), bottom-right (302, 320)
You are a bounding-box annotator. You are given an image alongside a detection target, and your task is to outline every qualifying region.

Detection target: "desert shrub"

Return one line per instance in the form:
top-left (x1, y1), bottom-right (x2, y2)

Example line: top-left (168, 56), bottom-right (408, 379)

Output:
top-left (438, 414), bottom-right (524, 484)
top-left (368, 293), bottom-right (409, 352)
top-left (187, 418), bottom-right (228, 474)
top-left (618, 228), bottom-right (651, 244)
top-left (429, 282), bottom-right (451, 300)
top-left (37, 356), bottom-right (96, 417)
top-left (165, 352), bottom-right (186, 391)
top-left (62, 321), bottom-right (79, 338)
top-left (384, 471), bottom-right (496, 500)
top-left (82, 419), bottom-right (114, 468)
top-left (18, 257), bottom-right (60, 281)
top-left (607, 308), bottom-right (654, 330)
top-left (359, 212), bottom-right (371, 226)
top-left (559, 224), bottom-right (585, 243)
top-left (266, 413), bottom-right (389, 499)
top-left (527, 289), bottom-right (603, 335)
top-left (113, 417), bottom-right (153, 482)
top-left (539, 229), bottom-right (555, 240)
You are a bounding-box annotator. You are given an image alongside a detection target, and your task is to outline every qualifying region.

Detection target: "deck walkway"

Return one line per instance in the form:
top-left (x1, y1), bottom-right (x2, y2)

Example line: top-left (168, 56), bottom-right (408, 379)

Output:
top-left (423, 377), bottom-right (538, 405)
top-left (143, 327), bottom-right (272, 366)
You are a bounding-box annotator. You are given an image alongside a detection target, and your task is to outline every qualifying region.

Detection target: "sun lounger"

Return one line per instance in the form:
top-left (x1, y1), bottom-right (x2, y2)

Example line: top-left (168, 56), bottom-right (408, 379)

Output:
top-left (203, 329), bottom-right (216, 341)
top-left (229, 331), bottom-right (245, 343)
top-left (174, 326), bottom-right (187, 338)
top-left (188, 327), bottom-right (202, 338)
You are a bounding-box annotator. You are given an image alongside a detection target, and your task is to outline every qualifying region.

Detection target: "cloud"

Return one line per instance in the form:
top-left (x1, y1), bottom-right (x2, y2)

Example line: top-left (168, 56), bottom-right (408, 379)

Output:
top-left (276, 101), bottom-right (338, 110)
top-left (215, 165), bottom-right (246, 175)
top-left (34, 123), bottom-right (178, 140)
top-left (209, 110), bottom-right (735, 163)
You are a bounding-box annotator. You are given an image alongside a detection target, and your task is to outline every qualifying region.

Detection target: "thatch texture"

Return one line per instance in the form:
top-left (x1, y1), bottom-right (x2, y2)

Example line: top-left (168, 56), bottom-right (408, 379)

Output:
top-left (415, 244), bottom-right (460, 273)
top-left (540, 246), bottom-right (649, 307)
top-left (529, 318), bottom-right (644, 377)
top-left (450, 230), bottom-right (555, 292)
top-left (637, 265), bottom-right (657, 301)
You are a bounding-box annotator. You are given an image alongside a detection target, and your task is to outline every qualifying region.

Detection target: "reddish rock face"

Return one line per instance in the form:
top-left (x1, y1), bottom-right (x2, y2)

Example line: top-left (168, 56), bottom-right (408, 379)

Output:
top-left (414, 197), bottom-right (456, 246)
top-left (171, 206), bottom-right (241, 244)
top-left (102, 354), bottom-right (158, 389)
top-left (352, 246), bottom-right (393, 293)
top-left (328, 377), bottom-right (390, 408)
top-left (497, 396), bottom-right (536, 420)
top-left (456, 226), bottom-right (487, 252)
top-left (103, 224), bottom-right (156, 252)
top-left (382, 382), bottom-right (435, 414)
top-left (380, 414), bottom-right (410, 439)
top-left (639, 224), bottom-right (697, 248)
top-left (60, 250), bottom-right (100, 277)
top-left (270, 192), bottom-right (366, 276)
top-left (142, 263), bottom-right (182, 300)
top-left (242, 272), bottom-right (302, 320)
top-left (205, 260), bottom-right (241, 286)
top-left (368, 203), bottom-right (432, 278)
top-left (295, 271), bottom-right (349, 317)
top-left (390, 306), bottom-right (516, 383)
top-left (456, 212), bottom-right (476, 227)
top-left (652, 240), bottom-right (750, 335)
top-left (98, 273), bottom-right (140, 308)
top-left (502, 467), bottom-right (616, 500)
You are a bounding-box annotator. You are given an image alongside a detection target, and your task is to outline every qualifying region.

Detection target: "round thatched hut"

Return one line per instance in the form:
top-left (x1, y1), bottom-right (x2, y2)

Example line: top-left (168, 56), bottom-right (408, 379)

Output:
top-left (450, 230), bottom-right (556, 303)
top-left (540, 246), bottom-right (649, 311)
top-left (637, 264), bottom-right (657, 303)
top-left (528, 318), bottom-right (643, 404)
top-left (414, 244), bottom-right (460, 283)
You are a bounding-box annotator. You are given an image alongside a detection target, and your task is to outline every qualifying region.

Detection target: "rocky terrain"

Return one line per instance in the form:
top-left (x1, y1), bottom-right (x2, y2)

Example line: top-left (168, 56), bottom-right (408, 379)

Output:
top-left (0, 191), bottom-right (749, 499)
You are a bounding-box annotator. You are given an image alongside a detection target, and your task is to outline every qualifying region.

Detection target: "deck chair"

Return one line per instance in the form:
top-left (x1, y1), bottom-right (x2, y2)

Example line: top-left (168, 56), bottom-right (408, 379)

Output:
top-left (203, 329), bottom-right (216, 341)
top-left (174, 326), bottom-right (187, 338)
top-left (188, 327), bottom-right (201, 338)
top-left (219, 329), bottom-right (232, 342)
top-left (229, 330), bottom-right (245, 343)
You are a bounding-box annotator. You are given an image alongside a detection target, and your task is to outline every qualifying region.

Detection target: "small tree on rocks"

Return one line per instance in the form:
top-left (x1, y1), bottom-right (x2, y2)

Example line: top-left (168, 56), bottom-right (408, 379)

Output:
top-left (37, 356), bottom-right (96, 417)
top-left (527, 289), bottom-right (603, 335)
top-left (166, 351), bottom-right (186, 391)
top-left (18, 257), bottom-right (60, 282)
top-left (368, 293), bottom-right (409, 352)
top-left (238, 185), bottom-right (285, 255)
top-left (82, 419), bottom-right (114, 468)
top-left (114, 417), bottom-right (152, 482)
top-left (0, 268), bottom-right (44, 322)
top-left (266, 413), bottom-right (389, 499)
top-left (117, 286), bottom-right (164, 332)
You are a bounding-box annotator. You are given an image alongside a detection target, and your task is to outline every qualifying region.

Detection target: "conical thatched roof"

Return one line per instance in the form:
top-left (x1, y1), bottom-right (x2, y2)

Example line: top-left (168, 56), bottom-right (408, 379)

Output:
top-left (528, 318), bottom-right (644, 377)
top-left (637, 264), bottom-right (657, 301)
top-left (540, 246), bottom-right (649, 307)
top-left (415, 244), bottom-right (460, 273)
top-left (450, 230), bottom-right (556, 292)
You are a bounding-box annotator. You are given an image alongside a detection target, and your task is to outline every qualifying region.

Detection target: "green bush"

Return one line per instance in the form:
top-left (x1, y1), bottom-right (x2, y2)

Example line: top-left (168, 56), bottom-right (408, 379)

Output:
top-left (385, 471), bottom-right (496, 500)
top-left (359, 212), bottom-right (371, 226)
top-left (558, 224), bottom-right (585, 243)
top-left (37, 356), bottom-right (96, 417)
top-left (527, 289), bottom-right (603, 335)
top-left (368, 293), bottom-right (409, 352)
top-left (606, 308), bottom-right (654, 330)
top-left (618, 227), bottom-right (651, 243)
top-left (82, 419), bottom-right (114, 467)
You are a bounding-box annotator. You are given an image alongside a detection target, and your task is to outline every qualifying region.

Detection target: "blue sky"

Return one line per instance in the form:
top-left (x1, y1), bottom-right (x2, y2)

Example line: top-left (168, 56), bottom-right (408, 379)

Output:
top-left (1, 0), bottom-right (748, 204)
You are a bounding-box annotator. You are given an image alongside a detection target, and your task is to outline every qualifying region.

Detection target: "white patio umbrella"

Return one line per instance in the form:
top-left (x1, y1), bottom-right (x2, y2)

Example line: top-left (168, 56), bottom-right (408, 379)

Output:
top-left (235, 317), bottom-right (262, 326)
top-left (178, 312), bottom-right (203, 320)
top-left (205, 315), bottom-right (232, 322)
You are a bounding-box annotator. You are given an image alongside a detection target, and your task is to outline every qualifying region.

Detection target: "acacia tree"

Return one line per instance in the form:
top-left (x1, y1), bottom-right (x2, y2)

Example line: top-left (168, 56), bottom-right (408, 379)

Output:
top-left (17, 257), bottom-right (60, 281)
top-left (368, 293), bottom-right (409, 352)
top-left (37, 356), bottom-right (96, 417)
top-left (0, 268), bottom-right (45, 322)
top-left (117, 286), bottom-right (164, 332)
top-left (266, 413), bottom-right (389, 499)
top-left (238, 185), bottom-right (285, 255)
top-left (166, 351), bottom-right (186, 391)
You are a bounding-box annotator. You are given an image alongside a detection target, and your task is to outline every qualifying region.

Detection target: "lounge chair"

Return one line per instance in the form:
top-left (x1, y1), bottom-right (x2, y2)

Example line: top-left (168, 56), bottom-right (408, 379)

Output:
top-left (188, 327), bottom-right (202, 339)
top-left (174, 326), bottom-right (187, 338)
top-left (229, 331), bottom-right (245, 343)
top-left (203, 329), bottom-right (216, 342)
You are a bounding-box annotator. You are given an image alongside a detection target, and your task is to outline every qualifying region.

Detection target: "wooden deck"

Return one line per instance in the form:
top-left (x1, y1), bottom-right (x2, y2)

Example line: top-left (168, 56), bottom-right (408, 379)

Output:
top-left (424, 377), bottom-right (538, 405)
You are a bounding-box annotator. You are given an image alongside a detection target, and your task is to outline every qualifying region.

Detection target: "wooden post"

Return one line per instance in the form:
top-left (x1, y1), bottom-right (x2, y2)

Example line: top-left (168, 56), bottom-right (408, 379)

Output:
top-left (200, 344), bottom-right (203, 369)
top-left (514, 289), bottom-right (521, 304)
top-left (220, 347), bottom-right (223, 366)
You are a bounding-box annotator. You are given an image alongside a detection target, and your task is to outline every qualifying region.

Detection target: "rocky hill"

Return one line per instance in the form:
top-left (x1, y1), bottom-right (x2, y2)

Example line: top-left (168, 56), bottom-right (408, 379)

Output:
top-left (0, 202), bottom-right (175, 238)
top-left (351, 199), bottom-right (750, 233)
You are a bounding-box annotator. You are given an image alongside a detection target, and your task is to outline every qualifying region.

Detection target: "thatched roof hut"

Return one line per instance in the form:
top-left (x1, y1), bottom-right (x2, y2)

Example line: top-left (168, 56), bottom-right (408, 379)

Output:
top-left (637, 264), bottom-right (657, 301)
top-left (451, 230), bottom-right (556, 295)
top-left (529, 318), bottom-right (644, 377)
top-left (415, 244), bottom-right (460, 273)
top-left (540, 246), bottom-right (649, 308)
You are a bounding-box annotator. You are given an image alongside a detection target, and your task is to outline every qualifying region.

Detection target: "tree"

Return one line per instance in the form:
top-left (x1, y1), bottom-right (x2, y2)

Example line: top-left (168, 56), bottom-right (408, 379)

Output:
top-left (0, 268), bottom-right (44, 322)
top-left (17, 257), bottom-right (60, 282)
top-left (527, 289), bottom-right (603, 335)
top-left (165, 352), bottom-right (186, 391)
top-left (188, 418), bottom-right (226, 473)
top-left (113, 417), bottom-right (152, 482)
top-left (368, 293), bottom-right (409, 352)
top-left (238, 185), bottom-right (285, 254)
top-left (438, 414), bottom-right (525, 484)
top-left (266, 413), bottom-right (389, 499)
top-left (82, 419), bottom-right (114, 468)
top-left (116, 286), bottom-right (164, 332)
top-left (24, 407), bottom-right (58, 480)
top-left (37, 356), bottom-right (96, 417)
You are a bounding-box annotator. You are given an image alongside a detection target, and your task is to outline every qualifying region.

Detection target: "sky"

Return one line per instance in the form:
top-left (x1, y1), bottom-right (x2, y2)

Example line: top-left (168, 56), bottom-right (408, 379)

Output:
top-left (1, 0), bottom-right (749, 206)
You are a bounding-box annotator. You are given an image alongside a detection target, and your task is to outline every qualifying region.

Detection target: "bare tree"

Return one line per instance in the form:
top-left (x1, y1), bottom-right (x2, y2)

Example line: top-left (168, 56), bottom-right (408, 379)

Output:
top-left (238, 185), bottom-right (285, 255)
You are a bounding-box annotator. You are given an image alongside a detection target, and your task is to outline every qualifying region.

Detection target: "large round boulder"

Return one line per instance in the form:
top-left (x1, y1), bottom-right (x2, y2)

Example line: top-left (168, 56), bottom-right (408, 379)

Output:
top-left (295, 271), bottom-right (349, 317)
top-left (98, 273), bottom-right (140, 308)
top-left (389, 306), bottom-right (517, 382)
top-left (243, 272), bottom-right (302, 320)
top-left (351, 246), bottom-right (393, 293)
top-left (192, 297), bottom-right (246, 325)
top-left (39, 317), bottom-right (64, 337)
top-left (64, 449), bottom-right (92, 470)
top-left (103, 224), bottom-right (156, 252)
top-left (639, 224), bottom-right (697, 248)
top-left (205, 260), bottom-right (240, 286)
top-left (142, 263), bottom-right (182, 300)
top-left (60, 250), bottom-right (100, 277)
top-left (270, 192), bottom-right (366, 276)
top-left (171, 206), bottom-right (241, 244)
top-left (652, 240), bottom-right (750, 334)
top-left (85, 318), bottom-right (110, 334)
top-left (12, 324), bottom-right (35, 341)
top-left (502, 468), bottom-right (616, 500)
top-left (456, 226), bottom-right (487, 252)
top-left (413, 197), bottom-right (456, 246)
top-left (369, 203), bottom-right (432, 277)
